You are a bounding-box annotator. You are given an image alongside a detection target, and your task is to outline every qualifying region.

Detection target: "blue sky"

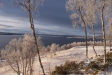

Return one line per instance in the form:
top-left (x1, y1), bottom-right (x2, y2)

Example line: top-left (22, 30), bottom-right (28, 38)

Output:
top-left (0, 0), bottom-right (102, 36)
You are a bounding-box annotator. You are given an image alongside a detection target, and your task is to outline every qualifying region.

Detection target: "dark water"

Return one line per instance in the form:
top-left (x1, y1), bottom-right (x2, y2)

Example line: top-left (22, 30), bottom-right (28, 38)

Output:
top-left (0, 35), bottom-right (102, 49)
top-left (0, 35), bottom-right (22, 49)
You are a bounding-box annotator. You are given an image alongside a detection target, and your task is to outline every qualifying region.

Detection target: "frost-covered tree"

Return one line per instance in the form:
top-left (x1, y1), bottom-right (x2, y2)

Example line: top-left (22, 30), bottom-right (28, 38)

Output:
top-left (85, 0), bottom-right (98, 57)
top-left (1, 38), bottom-right (22, 75)
top-left (46, 45), bottom-right (50, 52)
top-left (50, 43), bottom-right (59, 57)
top-left (66, 0), bottom-right (89, 59)
top-left (71, 42), bottom-right (77, 47)
top-left (97, 0), bottom-right (112, 64)
top-left (12, 0), bottom-right (45, 74)
top-left (106, 18), bottom-right (112, 50)
top-left (66, 43), bottom-right (72, 49)
top-left (1, 34), bottom-right (44, 75)
top-left (2, 35), bottom-right (30, 75)
top-left (61, 44), bottom-right (67, 50)
top-left (0, 1), bottom-right (3, 61)
top-left (37, 36), bottom-right (44, 50)
top-left (22, 34), bottom-right (36, 75)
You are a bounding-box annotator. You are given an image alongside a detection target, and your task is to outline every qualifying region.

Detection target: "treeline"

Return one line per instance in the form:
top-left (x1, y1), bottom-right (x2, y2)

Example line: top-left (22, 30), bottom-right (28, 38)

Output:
top-left (46, 41), bottom-right (110, 53)
top-left (0, 34), bottom-right (106, 61)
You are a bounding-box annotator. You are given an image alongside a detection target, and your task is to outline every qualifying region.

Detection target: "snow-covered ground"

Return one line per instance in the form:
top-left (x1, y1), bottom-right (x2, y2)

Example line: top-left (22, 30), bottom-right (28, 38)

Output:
top-left (0, 46), bottom-right (112, 75)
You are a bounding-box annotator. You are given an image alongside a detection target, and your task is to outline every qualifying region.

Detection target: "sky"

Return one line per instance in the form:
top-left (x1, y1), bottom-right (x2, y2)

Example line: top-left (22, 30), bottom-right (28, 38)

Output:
top-left (0, 0), bottom-right (102, 36)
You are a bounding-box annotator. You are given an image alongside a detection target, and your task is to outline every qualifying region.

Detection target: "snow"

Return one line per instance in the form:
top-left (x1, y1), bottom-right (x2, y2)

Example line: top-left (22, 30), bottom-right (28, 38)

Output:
top-left (0, 46), bottom-right (112, 75)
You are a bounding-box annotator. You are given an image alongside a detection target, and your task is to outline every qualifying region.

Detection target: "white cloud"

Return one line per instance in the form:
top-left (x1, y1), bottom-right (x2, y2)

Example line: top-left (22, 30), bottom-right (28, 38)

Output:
top-left (0, 15), bottom-right (88, 35)
top-left (0, 25), bottom-right (7, 28)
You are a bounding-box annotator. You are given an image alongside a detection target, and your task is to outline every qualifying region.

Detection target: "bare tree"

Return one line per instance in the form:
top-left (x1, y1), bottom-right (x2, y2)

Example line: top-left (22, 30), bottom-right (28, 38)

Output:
top-left (85, 0), bottom-right (98, 57)
top-left (97, 0), bottom-right (112, 64)
top-left (13, 0), bottom-right (45, 75)
top-left (66, 0), bottom-right (89, 59)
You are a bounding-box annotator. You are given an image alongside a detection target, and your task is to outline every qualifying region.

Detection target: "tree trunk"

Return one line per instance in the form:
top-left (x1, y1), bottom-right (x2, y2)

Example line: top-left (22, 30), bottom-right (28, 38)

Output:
top-left (84, 24), bottom-right (88, 59)
top-left (29, 51), bottom-right (33, 75)
top-left (110, 41), bottom-right (111, 50)
top-left (79, 6), bottom-right (88, 59)
top-left (28, 9), bottom-right (45, 75)
top-left (101, 0), bottom-right (106, 64)
top-left (92, 24), bottom-right (97, 57)
top-left (109, 33), bottom-right (111, 50)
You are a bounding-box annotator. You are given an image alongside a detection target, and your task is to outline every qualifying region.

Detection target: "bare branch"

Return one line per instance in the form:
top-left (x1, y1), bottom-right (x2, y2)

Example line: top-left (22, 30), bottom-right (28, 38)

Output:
top-left (16, 0), bottom-right (29, 10)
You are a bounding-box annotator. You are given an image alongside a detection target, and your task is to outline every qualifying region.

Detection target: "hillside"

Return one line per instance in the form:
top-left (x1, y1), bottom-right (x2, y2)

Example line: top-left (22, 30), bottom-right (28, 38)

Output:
top-left (0, 46), bottom-right (111, 75)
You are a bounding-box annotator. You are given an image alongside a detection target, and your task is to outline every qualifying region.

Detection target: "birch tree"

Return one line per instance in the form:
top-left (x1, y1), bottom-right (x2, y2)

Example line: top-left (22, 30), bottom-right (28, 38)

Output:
top-left (106, 18), bottom-right (112, 50)
top-left (98, 0), bottom-right (112, 64)
top-left (85, 0), bottom-right (98, 57)
top-left (66, 0), bottom-right (89, 59)
top-left (0, 1), bottom-right (3, 61)
top-left (13, 0), bottom-right (45, 75)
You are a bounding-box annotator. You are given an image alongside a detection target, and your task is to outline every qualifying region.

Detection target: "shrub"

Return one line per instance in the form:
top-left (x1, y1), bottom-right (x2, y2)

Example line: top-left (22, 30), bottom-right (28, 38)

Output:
top-left (52, 65), bottom-right (67, 75)
top-left (52, 61), bottom-right (80, 75)
top-left (88, 61), bottom-right (100, 70)
top-left (106, 52), bottom-right (112, 65)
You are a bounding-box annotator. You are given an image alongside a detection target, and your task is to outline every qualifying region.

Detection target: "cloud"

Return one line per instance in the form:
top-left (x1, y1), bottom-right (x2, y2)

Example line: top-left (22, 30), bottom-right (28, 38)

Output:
top-left (0, 0), bottom-right (102, 36)
top-left (0, 24), bottom-right (13, 28)
top-left (36, 25), bottom-right (84, 35)
top-left (0, 14), bottom-right (102, 35)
